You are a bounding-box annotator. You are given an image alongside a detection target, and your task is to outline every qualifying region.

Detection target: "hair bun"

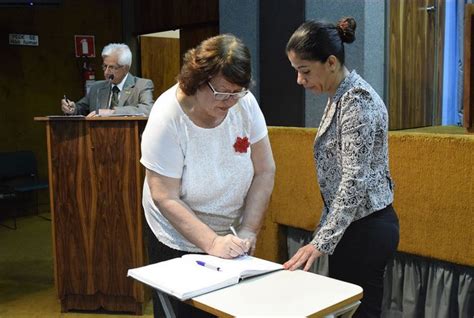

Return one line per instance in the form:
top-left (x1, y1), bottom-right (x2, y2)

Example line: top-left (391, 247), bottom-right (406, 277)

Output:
top-left (336, 17), bottom-right (356, 43)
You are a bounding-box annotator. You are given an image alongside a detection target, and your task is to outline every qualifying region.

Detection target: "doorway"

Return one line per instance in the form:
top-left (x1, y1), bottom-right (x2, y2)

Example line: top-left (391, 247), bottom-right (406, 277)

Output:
top-left (140, 25), bottom-right (219, 99)
top-left (387, 0), bottom-right (445, 129)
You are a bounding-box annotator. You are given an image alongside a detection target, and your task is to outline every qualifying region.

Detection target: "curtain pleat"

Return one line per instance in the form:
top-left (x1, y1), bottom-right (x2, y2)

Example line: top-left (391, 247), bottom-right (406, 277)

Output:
top-left (458, 272), bottom-right (474, 317)
top-left (425, 263), bottom-right (454, 317)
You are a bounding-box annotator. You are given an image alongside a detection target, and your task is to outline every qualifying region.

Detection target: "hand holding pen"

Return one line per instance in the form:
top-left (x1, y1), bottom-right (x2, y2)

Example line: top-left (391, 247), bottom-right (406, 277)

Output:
top-left (61, 94), bottom-right (76, 115)
top-left (231, 226), bottom-right (256, 255)
top-left (230, 226), bottom-right (250, 256)
top-left (208, 232), bottom-right (249, 259)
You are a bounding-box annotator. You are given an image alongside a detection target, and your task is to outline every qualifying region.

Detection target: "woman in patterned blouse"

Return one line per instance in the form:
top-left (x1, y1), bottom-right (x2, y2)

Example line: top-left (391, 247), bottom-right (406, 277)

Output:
top-left (283, 17), bottom-right (400, 318)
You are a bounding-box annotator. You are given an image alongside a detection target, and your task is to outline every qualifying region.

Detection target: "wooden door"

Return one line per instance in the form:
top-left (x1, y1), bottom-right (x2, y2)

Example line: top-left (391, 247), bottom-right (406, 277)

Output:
top-left (140, 25), bottom-right (218, 99)
top-left (388, 0), bottom-right (444, 129)
top-left (464, 4), bottom-right (474, 133)
top-left (140, 32), bottom-right (181, 99)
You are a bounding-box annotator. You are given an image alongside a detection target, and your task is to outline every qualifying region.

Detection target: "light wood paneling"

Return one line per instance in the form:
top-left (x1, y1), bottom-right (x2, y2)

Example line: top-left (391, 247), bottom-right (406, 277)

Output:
top-left (388, 0), bottom-right (443, 129)
top-left (464, 4), bottom-right (474, 133)
top-left (141, 34), bottom-right (181, 98)
top-left (140, 25), bottom-right (218, 98)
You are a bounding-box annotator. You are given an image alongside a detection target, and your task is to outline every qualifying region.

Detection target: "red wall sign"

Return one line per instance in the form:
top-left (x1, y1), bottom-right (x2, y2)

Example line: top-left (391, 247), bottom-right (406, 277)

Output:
top-left (74, 35), bottom-right (95, 57)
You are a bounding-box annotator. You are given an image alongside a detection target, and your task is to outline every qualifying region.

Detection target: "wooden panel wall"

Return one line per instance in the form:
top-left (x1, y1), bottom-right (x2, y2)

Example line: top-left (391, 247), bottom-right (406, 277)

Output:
top-left (0, 1), bottom-right (122, 185)
top-left (135, 0), bottom-right (219, 99)
top-left (179, 25), bottom-right (220, 59)
top-left (0, 0), bottom-right (220, 202)
top-left (464, 4), bottom-right (474, 133)
top-left (141, 24), bottom-right (219, 99)
top-left (133, 0), bottom-right (219, 35)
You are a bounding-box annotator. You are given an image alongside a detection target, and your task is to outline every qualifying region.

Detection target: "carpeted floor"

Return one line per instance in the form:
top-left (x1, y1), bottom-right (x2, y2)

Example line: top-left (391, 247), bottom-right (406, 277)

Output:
top-left (0, 213), bottom-right (153, 318)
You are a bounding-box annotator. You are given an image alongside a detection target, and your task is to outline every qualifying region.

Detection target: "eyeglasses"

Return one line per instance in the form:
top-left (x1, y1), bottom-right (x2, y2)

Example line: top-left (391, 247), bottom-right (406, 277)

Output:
top-left (207, 81), bottom-right (249, 101)
top-left (102, 64), bottom-right (124, 71)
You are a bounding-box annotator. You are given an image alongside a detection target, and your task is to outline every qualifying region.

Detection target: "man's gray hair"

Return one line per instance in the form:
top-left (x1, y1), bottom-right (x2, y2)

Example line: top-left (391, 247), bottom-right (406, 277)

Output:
top-left (102, 43), bottom-right (132, 67)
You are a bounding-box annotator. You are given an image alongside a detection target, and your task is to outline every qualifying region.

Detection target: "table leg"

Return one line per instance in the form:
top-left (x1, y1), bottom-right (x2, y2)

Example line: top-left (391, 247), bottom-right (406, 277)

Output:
top-left (324, 301), bottom-right (360, 318)
top-left (156, 290), bottom-right (177, 318)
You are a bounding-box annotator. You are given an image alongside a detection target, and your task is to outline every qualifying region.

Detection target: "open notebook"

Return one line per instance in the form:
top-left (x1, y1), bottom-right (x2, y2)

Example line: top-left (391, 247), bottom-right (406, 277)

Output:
top-left (127, 254), bottom-right (283, 300)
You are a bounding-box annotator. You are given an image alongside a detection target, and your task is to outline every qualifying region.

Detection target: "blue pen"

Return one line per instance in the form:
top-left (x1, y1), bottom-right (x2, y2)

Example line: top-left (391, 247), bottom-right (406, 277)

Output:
top-left (196, 260), bottom-right (221, 272)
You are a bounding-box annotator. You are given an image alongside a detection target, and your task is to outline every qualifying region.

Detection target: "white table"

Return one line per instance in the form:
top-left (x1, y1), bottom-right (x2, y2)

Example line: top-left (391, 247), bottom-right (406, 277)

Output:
top-left (183, 269), bottom-right (363, 317)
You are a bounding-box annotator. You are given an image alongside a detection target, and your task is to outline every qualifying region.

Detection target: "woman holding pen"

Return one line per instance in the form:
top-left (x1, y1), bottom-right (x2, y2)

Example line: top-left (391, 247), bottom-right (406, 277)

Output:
top-left (140, 34), bottom-right (275, 318)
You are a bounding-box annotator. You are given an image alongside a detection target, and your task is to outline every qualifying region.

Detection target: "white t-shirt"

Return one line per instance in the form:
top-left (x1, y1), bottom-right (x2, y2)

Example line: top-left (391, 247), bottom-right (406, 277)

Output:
top-left (141, 84), bottom-right (268, 252)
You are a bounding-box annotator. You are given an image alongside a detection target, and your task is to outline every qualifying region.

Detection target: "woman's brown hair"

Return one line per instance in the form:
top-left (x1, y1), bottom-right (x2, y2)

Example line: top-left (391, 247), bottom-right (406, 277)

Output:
top-left (178, 34), bottom-right (252, 96)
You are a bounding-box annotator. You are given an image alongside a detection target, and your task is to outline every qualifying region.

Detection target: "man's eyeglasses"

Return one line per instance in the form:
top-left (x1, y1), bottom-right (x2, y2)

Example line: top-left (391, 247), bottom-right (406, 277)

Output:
top-left (207, 81), bottom-right (249, 101)
top-left (102, 64), bottom-right (124, 71)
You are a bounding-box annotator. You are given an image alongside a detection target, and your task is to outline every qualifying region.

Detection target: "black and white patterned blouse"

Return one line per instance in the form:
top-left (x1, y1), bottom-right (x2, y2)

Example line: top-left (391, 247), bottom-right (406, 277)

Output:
top-left (311, 70), bottom-right (394, 255)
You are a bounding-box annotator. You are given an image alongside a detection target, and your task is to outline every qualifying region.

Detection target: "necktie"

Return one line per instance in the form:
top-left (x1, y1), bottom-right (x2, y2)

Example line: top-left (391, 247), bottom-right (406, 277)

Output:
top-left (111, 86), bottom-right (120, 108)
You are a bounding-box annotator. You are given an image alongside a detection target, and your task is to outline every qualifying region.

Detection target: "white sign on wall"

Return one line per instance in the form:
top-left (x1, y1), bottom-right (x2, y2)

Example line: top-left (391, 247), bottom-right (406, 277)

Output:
top-left (9, 34), bottom-right (39, 46)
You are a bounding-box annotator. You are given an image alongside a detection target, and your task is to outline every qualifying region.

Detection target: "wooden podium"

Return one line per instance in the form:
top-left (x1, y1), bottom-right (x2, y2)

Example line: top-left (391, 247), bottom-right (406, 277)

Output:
top-left (36, 116), bottom-right (148, 314)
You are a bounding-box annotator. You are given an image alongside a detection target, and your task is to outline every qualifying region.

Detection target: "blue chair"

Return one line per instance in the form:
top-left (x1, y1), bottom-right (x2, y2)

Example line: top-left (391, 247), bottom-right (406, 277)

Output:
top-left (0, 151), bottom-right (49, 229)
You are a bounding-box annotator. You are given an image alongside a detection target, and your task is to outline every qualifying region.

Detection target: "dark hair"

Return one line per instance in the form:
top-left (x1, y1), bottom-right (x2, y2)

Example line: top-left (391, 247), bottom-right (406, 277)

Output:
top-left (286, 17), bottom-right (356, 65)
top-left (178, 34), bottom-right (252, 95)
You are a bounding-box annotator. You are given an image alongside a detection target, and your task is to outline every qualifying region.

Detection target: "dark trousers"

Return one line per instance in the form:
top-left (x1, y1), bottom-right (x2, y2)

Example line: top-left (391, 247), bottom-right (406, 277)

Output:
top-left (146, 224), bottom-right (217, 318)
top-left (329, 204), bottom-right (399, 318)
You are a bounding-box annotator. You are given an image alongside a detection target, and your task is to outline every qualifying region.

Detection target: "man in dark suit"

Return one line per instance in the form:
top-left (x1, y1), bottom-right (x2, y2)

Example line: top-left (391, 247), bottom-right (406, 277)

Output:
top-left (61, 43), bottom-right (154, 116)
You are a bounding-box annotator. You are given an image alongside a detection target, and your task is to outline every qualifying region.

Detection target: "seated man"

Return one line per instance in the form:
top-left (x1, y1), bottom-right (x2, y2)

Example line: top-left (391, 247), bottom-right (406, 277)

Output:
top-left (61, 43), bottom-right (154, 116)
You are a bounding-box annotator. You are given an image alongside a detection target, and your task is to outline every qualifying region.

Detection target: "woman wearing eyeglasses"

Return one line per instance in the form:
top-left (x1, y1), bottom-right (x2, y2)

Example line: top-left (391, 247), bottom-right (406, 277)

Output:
top-left (140, 34), bottom-right (275, 318)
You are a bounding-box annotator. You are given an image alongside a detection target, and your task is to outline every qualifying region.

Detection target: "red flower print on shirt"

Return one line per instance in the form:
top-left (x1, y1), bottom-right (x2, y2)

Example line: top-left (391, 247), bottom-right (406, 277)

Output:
top-left (233, 136), bottom-right (250, 153)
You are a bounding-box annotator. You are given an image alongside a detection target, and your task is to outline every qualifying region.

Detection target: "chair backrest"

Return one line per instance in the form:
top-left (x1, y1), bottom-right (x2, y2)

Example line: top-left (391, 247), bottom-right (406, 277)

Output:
top-left (0, 151), bottom-right (38, 180)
